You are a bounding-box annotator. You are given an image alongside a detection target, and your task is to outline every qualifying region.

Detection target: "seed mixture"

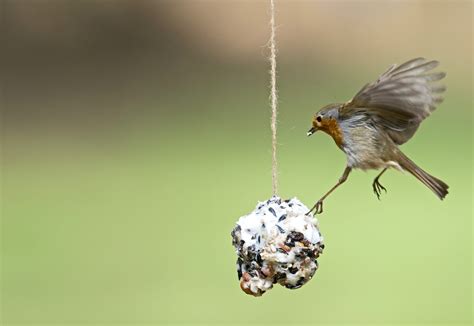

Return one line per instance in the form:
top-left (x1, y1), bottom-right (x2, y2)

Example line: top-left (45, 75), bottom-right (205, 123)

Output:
top-left (231, 196), bottom-right (324, 296)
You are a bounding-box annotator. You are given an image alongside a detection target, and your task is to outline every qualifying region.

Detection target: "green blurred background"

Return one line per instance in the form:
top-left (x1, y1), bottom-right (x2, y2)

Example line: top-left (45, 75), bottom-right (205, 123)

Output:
top-left (1, 0), bottom-right (472, 325)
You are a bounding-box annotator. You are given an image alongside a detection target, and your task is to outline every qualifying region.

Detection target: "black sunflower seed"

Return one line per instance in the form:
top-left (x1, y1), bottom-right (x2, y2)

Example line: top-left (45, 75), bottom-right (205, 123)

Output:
top-left (289, 266), bottom-right (298, 274)
top-left (278, 214), bottom-right (287, 222)
top-left (268, 207), bottom-right (277, 217)
top-left (285, 283), bottom-right (301, 289)
top-left (276, 225), bottom-right (285, 233)
top-left (256, 253), bottom-right (263, 265)
top-left (302, 248), bottom-right (315, 258)
top-left (237, 258), bottom-right (243, 280)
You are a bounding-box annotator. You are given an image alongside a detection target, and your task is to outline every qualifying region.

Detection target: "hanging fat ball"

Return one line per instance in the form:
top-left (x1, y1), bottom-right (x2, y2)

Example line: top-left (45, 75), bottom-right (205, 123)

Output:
top-left (231, 196), bottom-right (324, 296)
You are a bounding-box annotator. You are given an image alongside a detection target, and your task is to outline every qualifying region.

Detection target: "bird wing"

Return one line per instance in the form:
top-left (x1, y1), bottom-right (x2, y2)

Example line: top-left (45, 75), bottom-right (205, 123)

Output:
top-left (340, 58), bottom-right (446, 144)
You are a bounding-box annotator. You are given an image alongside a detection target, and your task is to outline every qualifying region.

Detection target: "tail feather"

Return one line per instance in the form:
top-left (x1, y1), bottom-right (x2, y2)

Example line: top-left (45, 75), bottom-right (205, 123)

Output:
top-left (397, 152), bottom-right (449, 200)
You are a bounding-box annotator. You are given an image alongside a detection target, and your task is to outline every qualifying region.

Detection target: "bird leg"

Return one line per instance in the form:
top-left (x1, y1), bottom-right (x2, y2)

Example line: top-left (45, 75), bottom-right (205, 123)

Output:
top-left (372, 168), bottom-right (387, 200)
top-left (307, 166), bottom-right (352, 215)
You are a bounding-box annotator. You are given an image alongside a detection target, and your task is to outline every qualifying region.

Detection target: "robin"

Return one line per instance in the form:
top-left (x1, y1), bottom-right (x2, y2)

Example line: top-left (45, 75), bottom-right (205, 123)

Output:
top-left (306, 57), bottom-right (449, 215)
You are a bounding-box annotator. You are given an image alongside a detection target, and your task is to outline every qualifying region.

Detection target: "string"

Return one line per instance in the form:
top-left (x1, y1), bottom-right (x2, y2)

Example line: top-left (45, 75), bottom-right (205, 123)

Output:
top-left (269, 0), bottom-right (278, 196)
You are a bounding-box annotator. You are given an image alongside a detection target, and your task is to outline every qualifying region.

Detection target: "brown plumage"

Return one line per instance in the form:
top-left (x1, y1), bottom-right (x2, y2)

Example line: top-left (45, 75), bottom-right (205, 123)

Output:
top-left (306, 58), bottom-right (449, 215)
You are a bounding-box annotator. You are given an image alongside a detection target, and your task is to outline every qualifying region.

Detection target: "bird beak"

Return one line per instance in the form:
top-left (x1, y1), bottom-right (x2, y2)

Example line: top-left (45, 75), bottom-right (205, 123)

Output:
top-left (307, 127), bottom-right (316, 137)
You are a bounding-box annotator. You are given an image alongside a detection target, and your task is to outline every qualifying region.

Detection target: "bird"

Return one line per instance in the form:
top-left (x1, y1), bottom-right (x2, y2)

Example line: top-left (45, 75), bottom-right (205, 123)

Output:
top-left (306, 57), bottom-right (449, 215)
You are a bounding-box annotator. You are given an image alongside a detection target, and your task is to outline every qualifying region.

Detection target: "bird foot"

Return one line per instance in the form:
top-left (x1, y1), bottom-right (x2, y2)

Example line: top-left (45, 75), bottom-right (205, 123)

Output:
top-left (306, 200), bottom-right (323, 216)
top-left (372, 178), bottom-right (387, 200)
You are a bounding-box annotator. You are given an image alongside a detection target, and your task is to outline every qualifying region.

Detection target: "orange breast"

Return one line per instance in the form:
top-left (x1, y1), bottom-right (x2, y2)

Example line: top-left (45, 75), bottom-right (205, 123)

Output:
top-left (320, 119), bottom-right (344, 148)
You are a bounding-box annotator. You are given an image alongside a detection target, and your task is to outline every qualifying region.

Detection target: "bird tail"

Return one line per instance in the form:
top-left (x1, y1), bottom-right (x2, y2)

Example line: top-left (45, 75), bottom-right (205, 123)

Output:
top-left (397, 151), bottom-right (449, 200)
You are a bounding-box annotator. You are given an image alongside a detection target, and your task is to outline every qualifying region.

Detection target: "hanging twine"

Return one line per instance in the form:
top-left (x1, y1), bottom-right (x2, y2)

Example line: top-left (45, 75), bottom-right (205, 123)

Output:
top-left (269, 0), bottom-right (278, 196)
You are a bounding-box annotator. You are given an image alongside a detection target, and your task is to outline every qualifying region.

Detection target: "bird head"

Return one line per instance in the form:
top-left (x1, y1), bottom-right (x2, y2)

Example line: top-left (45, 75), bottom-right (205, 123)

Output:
top-left (307, 103), bottom-right (342, 136)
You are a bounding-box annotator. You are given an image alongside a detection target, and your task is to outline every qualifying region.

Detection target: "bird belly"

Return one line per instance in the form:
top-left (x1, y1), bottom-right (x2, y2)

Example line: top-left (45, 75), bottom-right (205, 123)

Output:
top-left (341, 124), bottom-right (393, 170)
top-left (343, 145), bottom-right (387, 170)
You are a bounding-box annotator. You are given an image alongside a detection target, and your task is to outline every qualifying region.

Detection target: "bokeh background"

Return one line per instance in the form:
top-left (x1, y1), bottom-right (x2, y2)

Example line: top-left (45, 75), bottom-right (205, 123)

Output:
top-left (2, 0), bottom-right (472, 325)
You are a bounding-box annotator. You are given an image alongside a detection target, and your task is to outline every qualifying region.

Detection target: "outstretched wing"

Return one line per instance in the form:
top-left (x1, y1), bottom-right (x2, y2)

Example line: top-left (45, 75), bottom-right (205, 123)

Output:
top-left (340, 58), bottom-right (446, 144)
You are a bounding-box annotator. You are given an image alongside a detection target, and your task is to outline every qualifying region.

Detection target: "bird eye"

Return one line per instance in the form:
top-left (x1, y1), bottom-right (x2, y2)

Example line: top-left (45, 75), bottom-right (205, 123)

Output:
top-left (316, 116), bottom-right (322, 122)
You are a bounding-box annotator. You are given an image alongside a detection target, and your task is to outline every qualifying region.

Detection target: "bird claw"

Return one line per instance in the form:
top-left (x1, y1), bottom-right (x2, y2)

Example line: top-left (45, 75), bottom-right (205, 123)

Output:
top-left (306, 200), bottom-right (323, 216)
top-left (372, 178), bottom-right (387, 200)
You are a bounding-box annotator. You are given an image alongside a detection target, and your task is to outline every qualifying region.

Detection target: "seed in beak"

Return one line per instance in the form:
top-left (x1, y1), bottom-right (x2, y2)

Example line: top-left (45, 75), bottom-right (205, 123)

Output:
top-left (307, 127), bottom-right (316, 136)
